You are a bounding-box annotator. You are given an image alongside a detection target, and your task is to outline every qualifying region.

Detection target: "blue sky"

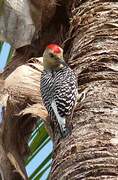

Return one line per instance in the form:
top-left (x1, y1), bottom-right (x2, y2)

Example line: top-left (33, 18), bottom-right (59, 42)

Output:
top-left (26, 140), bottom-right (52, 179)
top-left (0, 42), bottom-right (10, 123)
top-left (0, 42), bottom-right (11, 70)
top-left (0, 42), bottom-right (53, 179)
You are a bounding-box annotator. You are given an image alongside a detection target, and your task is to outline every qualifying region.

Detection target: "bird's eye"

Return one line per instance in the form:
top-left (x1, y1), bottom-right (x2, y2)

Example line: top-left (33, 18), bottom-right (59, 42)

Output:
top-left (49, 53), bottom-right (54, 58)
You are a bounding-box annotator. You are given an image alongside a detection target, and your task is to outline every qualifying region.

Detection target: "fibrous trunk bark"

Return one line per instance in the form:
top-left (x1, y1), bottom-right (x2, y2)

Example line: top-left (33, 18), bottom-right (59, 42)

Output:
top-left (50, 1), bottom-right (118, 179)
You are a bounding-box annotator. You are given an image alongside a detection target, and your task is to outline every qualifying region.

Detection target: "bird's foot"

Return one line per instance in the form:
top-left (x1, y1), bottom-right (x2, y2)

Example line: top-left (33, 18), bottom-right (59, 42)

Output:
top-left (60, 126), bottom-right (71, 138)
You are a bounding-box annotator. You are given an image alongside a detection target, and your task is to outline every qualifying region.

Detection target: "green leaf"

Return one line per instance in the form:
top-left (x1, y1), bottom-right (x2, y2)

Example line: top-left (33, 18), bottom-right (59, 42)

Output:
top-left (7, 47), bottom-right (13, 63)
top-left (29, 153), bottom-right (52, 179)
top-left (0, 42), bottom-right (4, 54)
top-left (26, 137), bottom-right (51, 165)
top-left (29, 121), bottom-right (42, 142)
top-left (30, 124), bottom-right (49, 154)
top-left (34, 163), bottom-right (51, 180)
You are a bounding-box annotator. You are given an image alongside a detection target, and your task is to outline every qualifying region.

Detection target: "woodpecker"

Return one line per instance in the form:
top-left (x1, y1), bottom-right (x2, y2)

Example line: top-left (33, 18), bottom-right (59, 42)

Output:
top-left (40, 44), bottom-right (78, 137)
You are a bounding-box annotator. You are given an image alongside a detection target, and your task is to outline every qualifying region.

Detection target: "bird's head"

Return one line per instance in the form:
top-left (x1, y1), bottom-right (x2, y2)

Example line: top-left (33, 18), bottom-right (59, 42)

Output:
top-left (43, 44), bottom-right (67, 70)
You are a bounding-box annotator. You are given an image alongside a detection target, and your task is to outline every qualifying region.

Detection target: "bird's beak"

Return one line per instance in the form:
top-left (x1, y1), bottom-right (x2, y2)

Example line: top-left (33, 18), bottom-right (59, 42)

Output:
top-left (59, 59), bottom-right (68, 67)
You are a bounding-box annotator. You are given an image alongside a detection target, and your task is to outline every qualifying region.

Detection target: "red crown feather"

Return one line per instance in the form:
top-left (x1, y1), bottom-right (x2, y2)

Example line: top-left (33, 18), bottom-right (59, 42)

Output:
top-left (47, 44), bottom-right (61, 54)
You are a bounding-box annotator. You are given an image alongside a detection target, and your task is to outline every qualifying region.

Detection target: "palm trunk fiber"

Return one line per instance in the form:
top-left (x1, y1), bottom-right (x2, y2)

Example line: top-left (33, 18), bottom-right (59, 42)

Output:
top-left (50, 1), bottom-right (118, 179)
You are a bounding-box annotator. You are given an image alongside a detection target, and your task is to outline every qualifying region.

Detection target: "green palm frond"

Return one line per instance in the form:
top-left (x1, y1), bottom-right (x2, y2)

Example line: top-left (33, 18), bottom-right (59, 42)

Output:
top-left (29, 152), bottom-right (52, 179)
top-left (7, 47), bottom-right (13, 63)
top-left (26, 122), bottom-right (52, 179)
top-left (0, 41), bottom-right (4, 53)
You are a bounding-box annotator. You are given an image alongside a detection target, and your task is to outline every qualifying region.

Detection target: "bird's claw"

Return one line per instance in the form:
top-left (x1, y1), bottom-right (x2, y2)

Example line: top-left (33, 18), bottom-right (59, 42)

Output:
top-left (60, 127), bottom-right (70, 138)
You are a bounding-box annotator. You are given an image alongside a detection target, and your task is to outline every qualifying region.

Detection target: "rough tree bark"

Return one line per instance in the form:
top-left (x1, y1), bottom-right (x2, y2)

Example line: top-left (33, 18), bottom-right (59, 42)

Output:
top-left (1, 0), bottom-right (118, 179)
top-left (50, 0), bottom-right (118, 179)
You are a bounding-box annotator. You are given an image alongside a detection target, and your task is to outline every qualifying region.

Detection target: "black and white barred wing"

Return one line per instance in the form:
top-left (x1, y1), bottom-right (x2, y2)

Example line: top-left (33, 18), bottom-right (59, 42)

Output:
top-left (54, 67), bottom-right (78, 118)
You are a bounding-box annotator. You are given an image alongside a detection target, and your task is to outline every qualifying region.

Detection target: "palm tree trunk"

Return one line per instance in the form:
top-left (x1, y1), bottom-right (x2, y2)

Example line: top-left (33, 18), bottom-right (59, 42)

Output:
top-left (50, 1), bottom-right (118, 179)
top-left (0, 127), bottom-right (15, 180)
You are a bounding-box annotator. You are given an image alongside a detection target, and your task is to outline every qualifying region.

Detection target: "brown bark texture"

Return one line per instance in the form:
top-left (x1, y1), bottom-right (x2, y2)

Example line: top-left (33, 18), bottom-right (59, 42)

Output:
top-left (50, 0), bottom-right (118, 179)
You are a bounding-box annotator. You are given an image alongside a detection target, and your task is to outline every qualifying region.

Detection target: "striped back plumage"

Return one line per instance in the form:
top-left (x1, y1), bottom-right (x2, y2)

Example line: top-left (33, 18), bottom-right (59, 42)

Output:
top-left (40, 66), bottom-right (78, 119)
